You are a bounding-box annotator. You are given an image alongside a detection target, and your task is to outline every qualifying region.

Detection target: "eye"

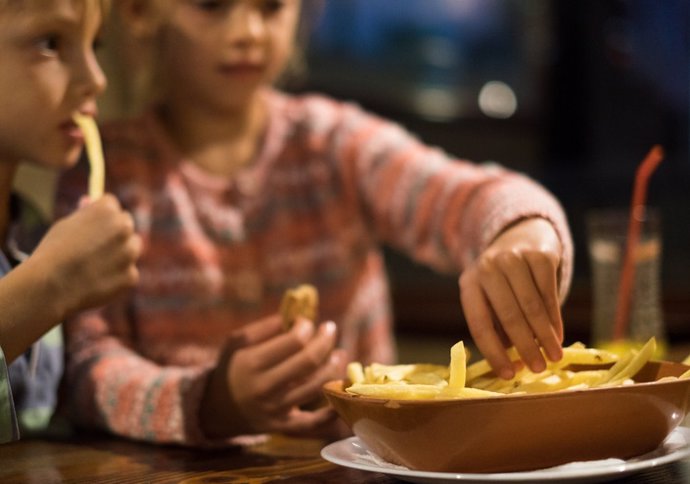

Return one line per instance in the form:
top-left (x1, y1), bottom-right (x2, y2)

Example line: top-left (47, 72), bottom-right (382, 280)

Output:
top-left (35, 34), bottom-right (61, 56)
top-left (192, 0), bottom-right (225, 11)
top-left (263, 0), bottom-right (286, 14)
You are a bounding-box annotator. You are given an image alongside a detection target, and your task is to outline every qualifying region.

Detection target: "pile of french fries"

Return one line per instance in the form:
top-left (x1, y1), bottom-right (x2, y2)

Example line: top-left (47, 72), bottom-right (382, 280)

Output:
top-left (346, 337), bottom-right (690, 400)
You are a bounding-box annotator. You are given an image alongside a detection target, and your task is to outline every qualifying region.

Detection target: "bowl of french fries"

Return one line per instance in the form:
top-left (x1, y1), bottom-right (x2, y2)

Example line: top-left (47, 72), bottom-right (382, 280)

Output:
top-left (323, 337), bottom-right (690, 473)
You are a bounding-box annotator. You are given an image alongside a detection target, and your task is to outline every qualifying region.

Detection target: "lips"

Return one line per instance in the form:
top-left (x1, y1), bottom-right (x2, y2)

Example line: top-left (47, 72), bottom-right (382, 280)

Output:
top-left (61, 120), bottom-right (84, 141)
top-left (217, 63), bottom-right (264, 77)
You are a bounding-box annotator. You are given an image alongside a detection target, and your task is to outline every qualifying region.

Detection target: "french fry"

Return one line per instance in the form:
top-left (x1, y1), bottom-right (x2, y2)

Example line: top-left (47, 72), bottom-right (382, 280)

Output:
top-left (438, 386), bottom-right (501, 399)
top-left (345, 337), bottom-right (660, 401)
top-left (552, 345), bottom-right (619, 369)
top-left (466, 347), bottom-right (521, 383)
top-left (606, 337), bottom-right (657, 386)
top-left (347, 362), bottom-right (365, 384)
top-left (448, 341), bottom-right (467, 389)
top-left (279, 284), bottom-right (318, 329)
top-left (346, 383), bottom-right (444, 400)
top-left (73, 113), bottom-right (105, 199)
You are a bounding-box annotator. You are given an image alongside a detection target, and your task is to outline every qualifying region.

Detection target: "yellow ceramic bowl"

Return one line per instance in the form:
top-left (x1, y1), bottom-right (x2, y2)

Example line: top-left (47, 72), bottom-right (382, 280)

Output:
top-left (323, 360), bottom-right (690, 473)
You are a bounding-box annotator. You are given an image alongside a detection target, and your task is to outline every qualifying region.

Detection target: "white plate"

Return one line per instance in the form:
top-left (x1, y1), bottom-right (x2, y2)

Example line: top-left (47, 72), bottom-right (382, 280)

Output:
top-left (321, 427), bottom-right (690, 484)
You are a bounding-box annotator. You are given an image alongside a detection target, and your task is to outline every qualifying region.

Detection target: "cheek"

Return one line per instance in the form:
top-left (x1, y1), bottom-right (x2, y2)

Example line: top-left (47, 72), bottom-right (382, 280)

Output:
top-left (159, 31), bottom-right (209, 83)
top-left (267, 38), bottom-right (296, 80)
top-left (14, 67), bottom-right (68, 113)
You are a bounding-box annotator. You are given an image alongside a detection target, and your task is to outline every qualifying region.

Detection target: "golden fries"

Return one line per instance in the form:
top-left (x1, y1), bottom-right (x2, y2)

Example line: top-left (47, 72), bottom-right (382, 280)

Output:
top-left (345, 337), bottom-right (666, 400)
top-left (279, 284), bottom-right (318, 329)
top-left (448, 341), bottom-right (467, 389)
top-left (73, 113), bottom-right (105, 199)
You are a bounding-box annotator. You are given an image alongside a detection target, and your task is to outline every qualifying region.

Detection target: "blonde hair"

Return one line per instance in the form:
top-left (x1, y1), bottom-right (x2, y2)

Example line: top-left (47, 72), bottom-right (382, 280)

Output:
top-left (0, 0), bottom-right (110, 13)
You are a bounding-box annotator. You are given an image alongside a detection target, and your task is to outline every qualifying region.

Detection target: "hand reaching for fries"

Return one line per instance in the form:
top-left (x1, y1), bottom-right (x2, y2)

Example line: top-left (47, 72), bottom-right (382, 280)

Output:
top-left (200, 313), bottom-right (347, 439)
top-left (459, 217), bottom-right (564, 380)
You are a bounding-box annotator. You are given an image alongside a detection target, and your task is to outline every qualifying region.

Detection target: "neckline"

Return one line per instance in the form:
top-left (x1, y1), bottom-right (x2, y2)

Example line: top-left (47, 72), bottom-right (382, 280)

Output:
top-left (143, 90), bottom-right (287, 194)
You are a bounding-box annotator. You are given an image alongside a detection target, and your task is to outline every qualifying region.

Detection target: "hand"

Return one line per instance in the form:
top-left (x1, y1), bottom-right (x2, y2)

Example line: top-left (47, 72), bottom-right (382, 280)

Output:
top-left (28, 194), bottom-right (141, 319)
top-left (200, 314), bottom-right (347, 439)
top-left (459, 217), bottom-right (564, 380)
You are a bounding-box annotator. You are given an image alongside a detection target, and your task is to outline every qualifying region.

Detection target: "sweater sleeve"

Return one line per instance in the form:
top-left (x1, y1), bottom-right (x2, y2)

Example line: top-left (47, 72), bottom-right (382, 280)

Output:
top-left (64, 305), bottom-right (218, 445)
top-left (330, 102), bottom-right (573, 301)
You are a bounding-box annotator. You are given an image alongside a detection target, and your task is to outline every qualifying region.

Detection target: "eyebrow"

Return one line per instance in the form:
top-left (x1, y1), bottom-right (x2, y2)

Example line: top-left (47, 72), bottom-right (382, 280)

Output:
top-left (19, 5), bottom-right (96, 33)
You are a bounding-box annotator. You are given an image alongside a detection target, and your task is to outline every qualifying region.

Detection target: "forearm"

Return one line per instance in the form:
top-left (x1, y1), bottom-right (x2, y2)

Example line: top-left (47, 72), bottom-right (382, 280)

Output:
top-left (66, 315), bottom-right (212, 444)
top-left (0, 259), bottom-right (64, 363)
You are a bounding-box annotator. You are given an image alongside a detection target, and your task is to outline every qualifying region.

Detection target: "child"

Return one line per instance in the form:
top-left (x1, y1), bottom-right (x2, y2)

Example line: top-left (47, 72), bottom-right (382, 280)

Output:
top-left (0, 0), bottom-right (141, 443)
top-left (55, 0), bottom-right (573, 445)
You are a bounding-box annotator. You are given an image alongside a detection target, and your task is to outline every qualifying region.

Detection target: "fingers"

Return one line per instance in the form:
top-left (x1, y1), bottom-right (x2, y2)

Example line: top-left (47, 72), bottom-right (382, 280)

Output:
top-left (250, 317), bottom-right (334, 370)
top-left (278, 347), bottom-right (346, 408)
top-left (461, 246), bottom-right (565, 379)
top-left (525, 251), bottom-right (564, 343)
top-left (267, 321), bottom-right (337, 382)
top-left (476, 256), bottom-right (546, 373)
top-left (460, 274), bottom-right (515, 380)
top-left (228, 314), bottom-right (284, 350)
top-left (495, 252), bottom-right (562, 363)
top-left (225, 317), bottom-right (343, 436)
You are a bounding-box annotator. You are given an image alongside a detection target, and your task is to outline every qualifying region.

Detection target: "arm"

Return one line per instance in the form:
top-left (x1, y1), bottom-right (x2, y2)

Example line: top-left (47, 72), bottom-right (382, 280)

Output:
top-left (332, 102), bottom-right (573, 375)
top-left (67, 307), bottom-right (346, 444)
top-left (64, 304), bottom-right (213, 444)
top-left (0, 196), bottom-right (140, 363)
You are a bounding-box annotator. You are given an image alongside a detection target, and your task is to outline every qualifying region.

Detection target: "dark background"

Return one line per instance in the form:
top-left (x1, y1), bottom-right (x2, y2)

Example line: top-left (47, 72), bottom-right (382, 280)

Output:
top-left (288, 0), bottom-right (690, 347)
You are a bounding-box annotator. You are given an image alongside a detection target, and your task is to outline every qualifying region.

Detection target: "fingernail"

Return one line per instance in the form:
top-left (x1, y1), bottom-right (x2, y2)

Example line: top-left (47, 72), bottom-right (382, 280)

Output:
top-left (548, 346), bottom-right (563, 362)
top-left (320, 321), bottom-right (336, 337)
top-left (296, 320), bottom-right (314, 342)
top-left (531, 359), bottom-right (546, 373)
top-left (500, 368), bottom-right (514, 380)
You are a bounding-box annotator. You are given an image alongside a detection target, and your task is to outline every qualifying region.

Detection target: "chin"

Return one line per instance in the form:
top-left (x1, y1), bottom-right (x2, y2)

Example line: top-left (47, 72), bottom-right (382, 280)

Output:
top-left (31, 150), bottom-right (81, 171)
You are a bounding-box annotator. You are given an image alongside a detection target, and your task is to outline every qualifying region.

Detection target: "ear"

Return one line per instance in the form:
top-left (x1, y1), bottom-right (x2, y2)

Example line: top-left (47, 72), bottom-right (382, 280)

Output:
top-left (115, 0), bottom-right (162, 40)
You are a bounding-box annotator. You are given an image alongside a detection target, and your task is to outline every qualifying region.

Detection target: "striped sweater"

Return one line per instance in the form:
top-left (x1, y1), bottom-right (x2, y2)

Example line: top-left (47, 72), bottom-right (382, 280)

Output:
top-left (55, 90), bottom-right (573, 445)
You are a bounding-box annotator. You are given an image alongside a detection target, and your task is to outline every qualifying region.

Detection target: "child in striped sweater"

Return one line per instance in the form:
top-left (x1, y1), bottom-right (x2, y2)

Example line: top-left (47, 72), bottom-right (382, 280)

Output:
top-left (56, 0), bottom-right (573, 445)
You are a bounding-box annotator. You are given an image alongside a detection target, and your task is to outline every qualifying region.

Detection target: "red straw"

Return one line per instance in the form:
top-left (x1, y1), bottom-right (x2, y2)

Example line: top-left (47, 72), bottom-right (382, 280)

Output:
top-left (612, 145), bottom-right (664, 340)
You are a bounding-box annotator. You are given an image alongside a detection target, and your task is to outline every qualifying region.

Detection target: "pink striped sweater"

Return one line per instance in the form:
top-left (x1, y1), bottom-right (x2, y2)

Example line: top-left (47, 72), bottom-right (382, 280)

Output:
top-left (56, 90), bottom-right (573, 445)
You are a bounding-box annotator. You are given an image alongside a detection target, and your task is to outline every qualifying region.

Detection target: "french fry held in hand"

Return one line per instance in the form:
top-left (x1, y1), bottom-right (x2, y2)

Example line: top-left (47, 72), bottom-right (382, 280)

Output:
top-left (345, 336), bottom-right (685, 400)
top-left (279, 284), bottom-right (319, 329)
top-left (73, 113), bottom-right (105, 199)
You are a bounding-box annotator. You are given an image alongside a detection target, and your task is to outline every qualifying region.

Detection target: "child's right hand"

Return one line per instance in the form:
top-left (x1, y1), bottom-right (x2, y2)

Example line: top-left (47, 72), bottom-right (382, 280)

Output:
top-left (29, 194), bottom-right (141, 319)
top-left (200, 314), bottom-right (347, 439)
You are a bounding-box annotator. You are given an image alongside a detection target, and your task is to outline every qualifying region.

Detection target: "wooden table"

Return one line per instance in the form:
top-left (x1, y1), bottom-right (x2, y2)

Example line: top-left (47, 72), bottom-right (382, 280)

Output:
top-left (1, 430), bottom-right (690, 483)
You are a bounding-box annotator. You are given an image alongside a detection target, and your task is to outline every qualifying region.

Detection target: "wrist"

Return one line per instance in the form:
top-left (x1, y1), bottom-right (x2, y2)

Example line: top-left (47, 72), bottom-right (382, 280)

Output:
top-left (21, 256), bottom-right (70, 323)
top-left (200, 361), bottom-right (251, 439)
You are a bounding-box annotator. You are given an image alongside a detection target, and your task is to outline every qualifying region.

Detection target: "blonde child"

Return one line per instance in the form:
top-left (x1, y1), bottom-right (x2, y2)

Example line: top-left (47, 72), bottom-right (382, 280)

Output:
top-left (56, 0), bottom-right (573, 445)
top-left (0, 0), bottom-right (141, 443)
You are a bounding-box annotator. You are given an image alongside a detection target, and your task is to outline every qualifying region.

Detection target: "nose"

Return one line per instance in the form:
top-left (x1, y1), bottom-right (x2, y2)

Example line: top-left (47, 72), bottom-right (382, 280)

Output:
top-left (74, 48), bottom-right (108, 99)
top-left (226, 4), bottom-right (266, 44)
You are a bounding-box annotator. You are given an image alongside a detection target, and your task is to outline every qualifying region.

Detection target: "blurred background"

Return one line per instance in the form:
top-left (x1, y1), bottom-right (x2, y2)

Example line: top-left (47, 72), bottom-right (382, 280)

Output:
top-left (14, 0), bottom-right (690, 360)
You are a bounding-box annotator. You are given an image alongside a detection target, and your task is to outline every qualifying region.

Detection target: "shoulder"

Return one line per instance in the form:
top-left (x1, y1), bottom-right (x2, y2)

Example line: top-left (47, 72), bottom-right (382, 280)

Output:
top-left (100, 112), bottom-right (158, 158)
top-left (99, 111), bottom-right (171, 182)
top-left (267, 90), bottom-right (387, 136)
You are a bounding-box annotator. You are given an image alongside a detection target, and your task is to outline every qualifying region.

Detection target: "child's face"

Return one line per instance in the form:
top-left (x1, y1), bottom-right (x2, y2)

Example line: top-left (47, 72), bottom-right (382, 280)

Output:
top-left (157, 0), bottom-right (301, 111)
top-left (0, 0), bottom-right (106, 168)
